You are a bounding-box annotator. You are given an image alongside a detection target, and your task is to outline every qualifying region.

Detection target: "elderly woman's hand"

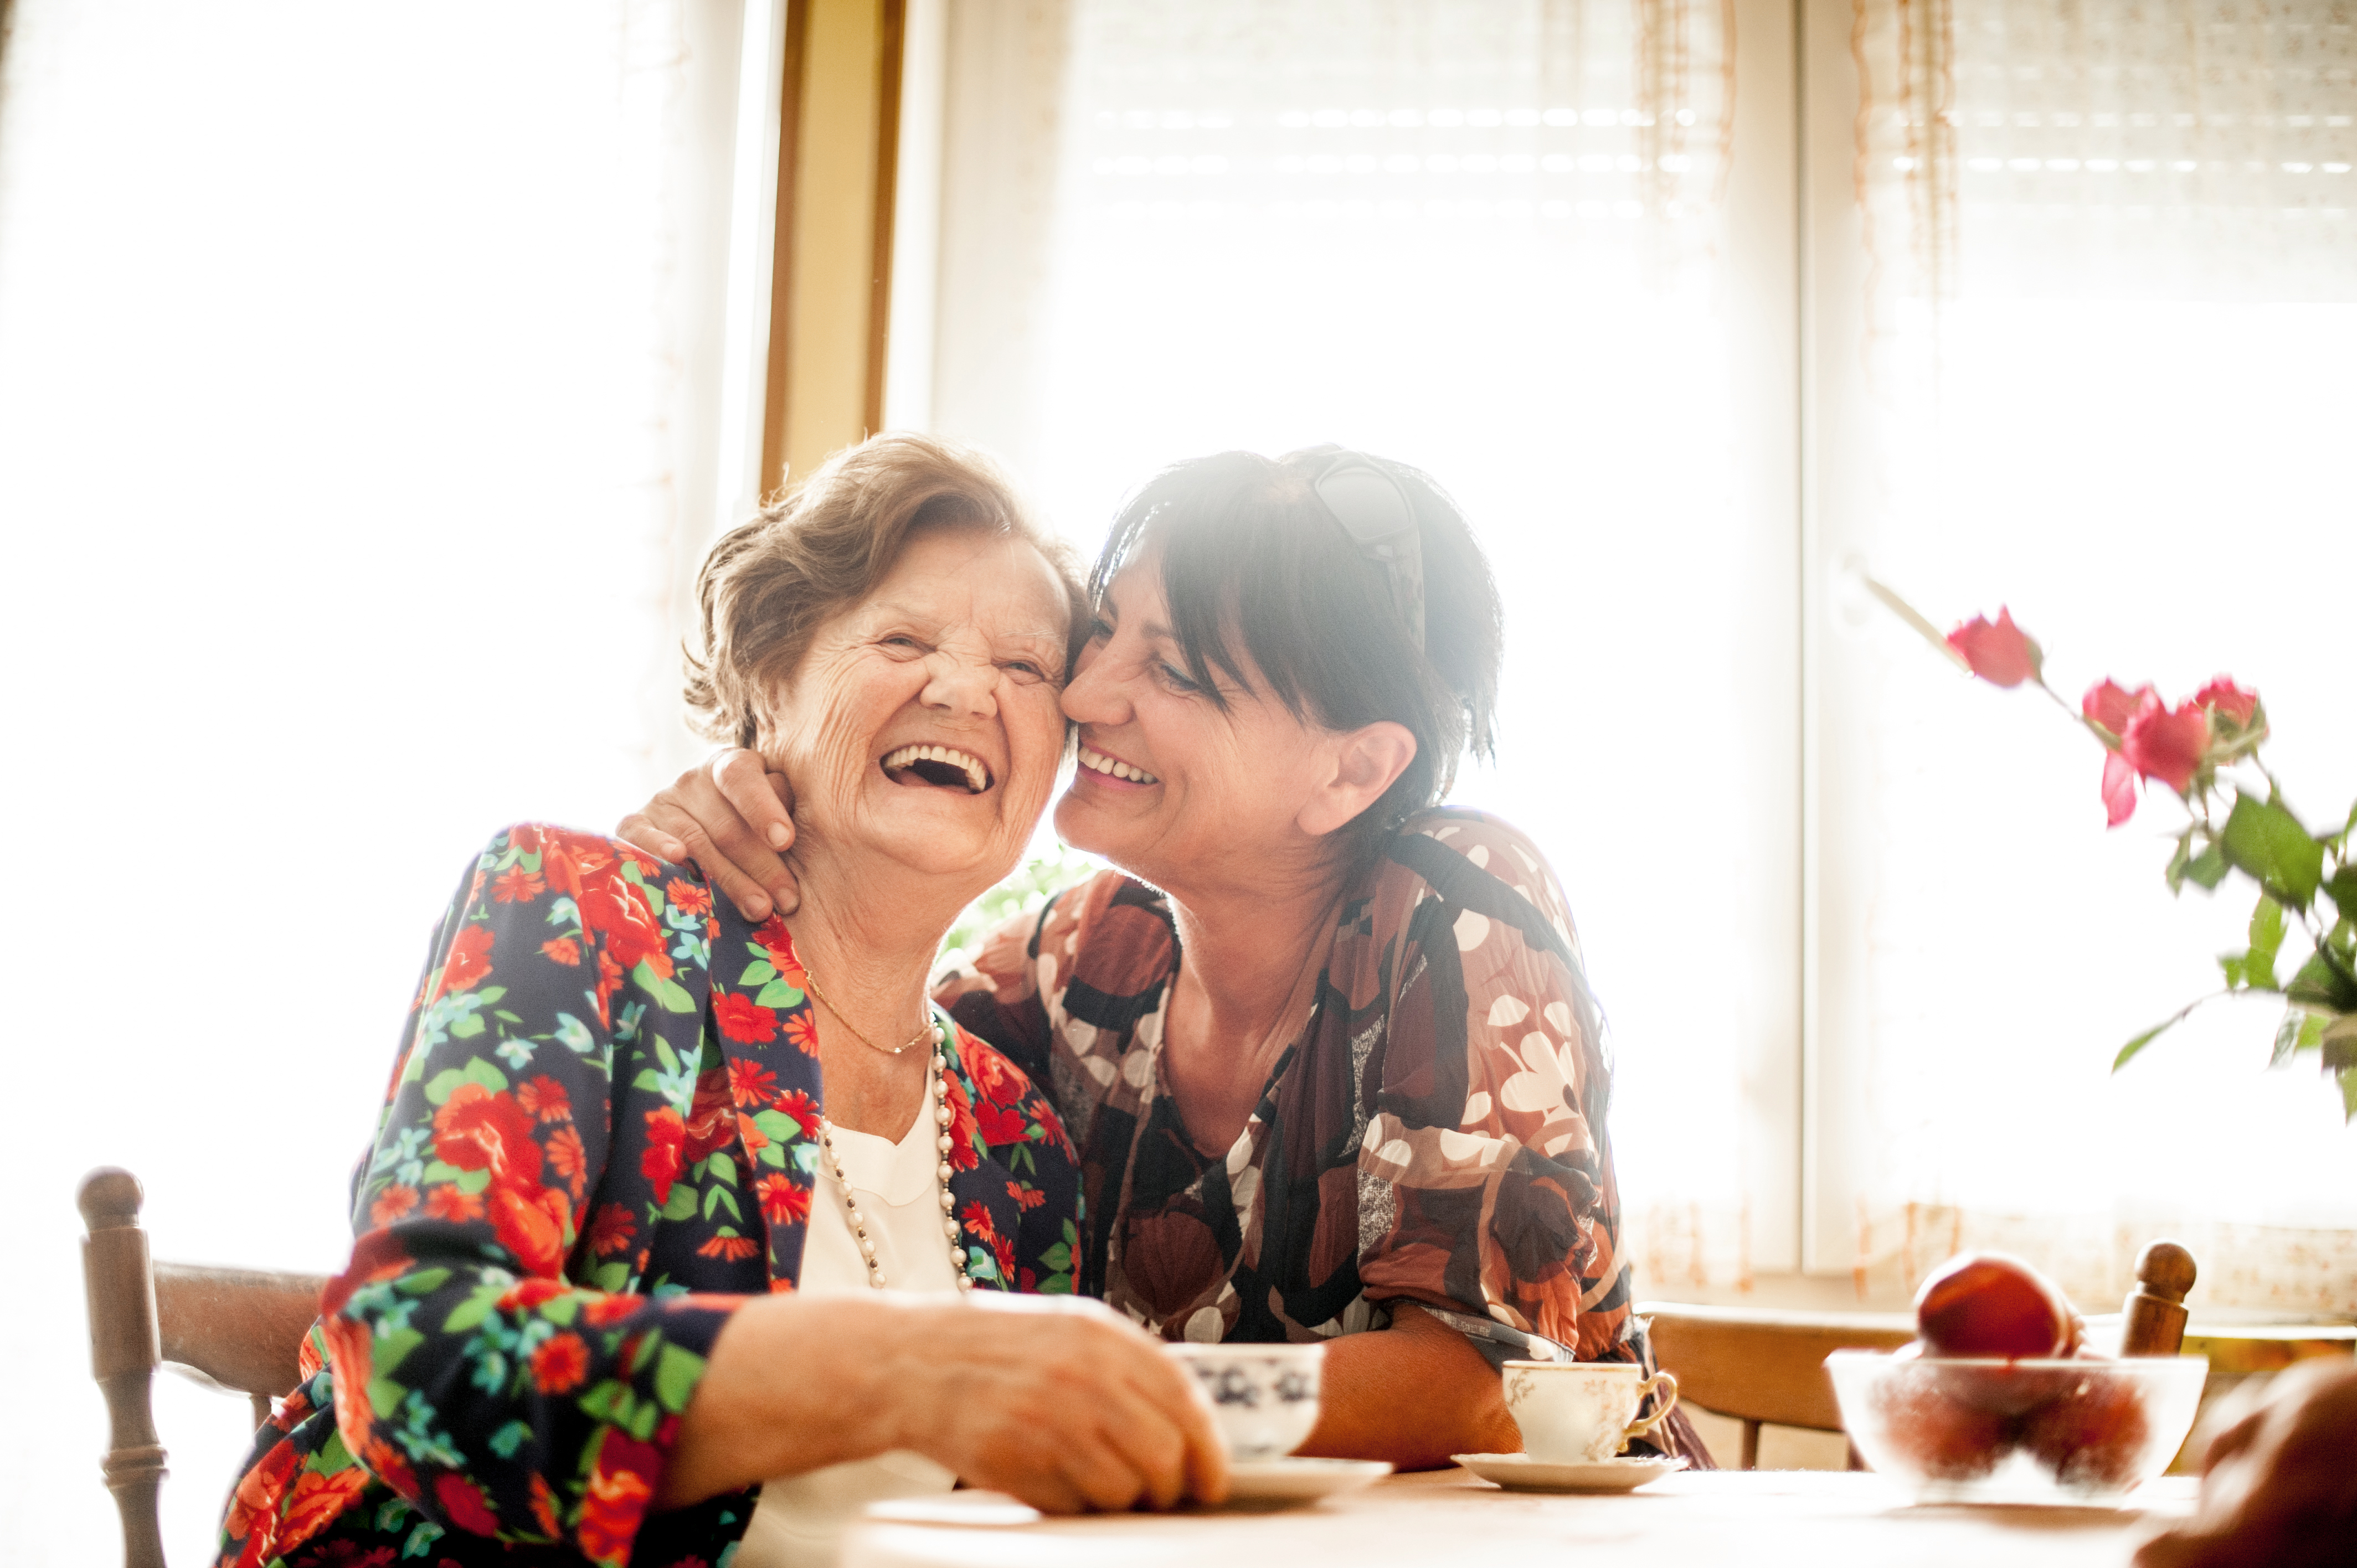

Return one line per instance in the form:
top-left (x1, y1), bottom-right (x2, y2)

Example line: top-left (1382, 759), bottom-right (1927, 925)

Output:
top-left (617, 750), bottom-right (800, 920)
top-left (657, 1292), bottom-right (1228, 1515)
top-left (893, 1294), bottom-right (1231, 1512)
top-left (2134, 1357), bottom-right (2357, 1568)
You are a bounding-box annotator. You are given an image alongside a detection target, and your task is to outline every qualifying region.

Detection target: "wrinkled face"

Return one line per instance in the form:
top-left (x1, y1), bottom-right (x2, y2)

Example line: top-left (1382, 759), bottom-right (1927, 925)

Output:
top-left (763, 528), bottom-right (1073, 889)
top-left (1055, 560), bottom-right (1337, 890)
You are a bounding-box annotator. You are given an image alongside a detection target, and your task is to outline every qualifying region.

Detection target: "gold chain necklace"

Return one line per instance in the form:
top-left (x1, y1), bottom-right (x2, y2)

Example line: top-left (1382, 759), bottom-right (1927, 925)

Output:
top-left (801, 969), bottom-right (937, 1056)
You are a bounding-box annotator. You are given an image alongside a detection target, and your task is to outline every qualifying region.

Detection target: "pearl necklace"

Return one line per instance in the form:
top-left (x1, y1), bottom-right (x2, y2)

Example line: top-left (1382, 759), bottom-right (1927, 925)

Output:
top-left (814, 1020), bottom-right (973, 1292)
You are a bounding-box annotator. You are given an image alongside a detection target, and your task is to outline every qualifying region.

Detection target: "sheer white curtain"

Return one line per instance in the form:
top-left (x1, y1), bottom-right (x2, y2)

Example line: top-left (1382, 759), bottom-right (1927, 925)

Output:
top-left (0, 5), bottom-right (734, 1562)
top-left (929, 0), bottom-right (1798, 1293)
top-left (1824, 0), bottom-right (2357, 1312)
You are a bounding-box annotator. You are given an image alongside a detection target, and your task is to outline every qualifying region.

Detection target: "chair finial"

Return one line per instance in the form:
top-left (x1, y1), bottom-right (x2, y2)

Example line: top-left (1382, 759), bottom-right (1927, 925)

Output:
top-left (79, 1167), bottom-right (145, 1231)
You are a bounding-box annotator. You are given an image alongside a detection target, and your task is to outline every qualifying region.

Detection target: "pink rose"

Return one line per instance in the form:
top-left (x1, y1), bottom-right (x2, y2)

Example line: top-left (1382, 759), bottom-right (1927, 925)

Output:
top-left (2122, 700), bottom-right (2210, 793)
top-left (2100, 751), bottom-right (2139, 828)
top-left (2081, 679), bottom-right (2157, 739)
top-left (2194, 677), bottom-right (2260, 728)
top-left (1947, 608), bottom-right (2042, 688)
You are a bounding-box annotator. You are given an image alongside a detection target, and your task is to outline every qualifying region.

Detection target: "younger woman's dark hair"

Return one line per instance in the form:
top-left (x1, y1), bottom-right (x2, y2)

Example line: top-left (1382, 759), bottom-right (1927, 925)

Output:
top-left (1090, 447), bottom-right (1503, 834)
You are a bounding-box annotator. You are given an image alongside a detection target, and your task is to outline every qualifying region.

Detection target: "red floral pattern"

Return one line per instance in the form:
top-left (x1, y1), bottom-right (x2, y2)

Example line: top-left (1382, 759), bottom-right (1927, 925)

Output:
top-left (215, 825), bottom-right (1082, 1568)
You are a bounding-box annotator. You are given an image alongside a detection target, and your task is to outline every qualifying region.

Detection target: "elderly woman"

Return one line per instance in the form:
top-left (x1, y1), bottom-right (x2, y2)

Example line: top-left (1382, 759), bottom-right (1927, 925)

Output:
top-left (217, 437), bottom-right (1225, 1568)
top-left (625, 447), bottom-right (1708, 1469)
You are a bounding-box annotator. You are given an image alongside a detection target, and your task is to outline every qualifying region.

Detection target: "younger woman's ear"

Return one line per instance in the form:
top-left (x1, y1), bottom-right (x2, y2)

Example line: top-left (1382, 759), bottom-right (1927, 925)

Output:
top-left (1298, 721), bottom-right (1418, 838)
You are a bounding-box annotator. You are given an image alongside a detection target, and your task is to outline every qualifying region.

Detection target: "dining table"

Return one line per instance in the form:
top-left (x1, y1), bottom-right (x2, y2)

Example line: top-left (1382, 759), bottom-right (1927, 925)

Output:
top-left (840, 1465), bottom-right (2199, 1568)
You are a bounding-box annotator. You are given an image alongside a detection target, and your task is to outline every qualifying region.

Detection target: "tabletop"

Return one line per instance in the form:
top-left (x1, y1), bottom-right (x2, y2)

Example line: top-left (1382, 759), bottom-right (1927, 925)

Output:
top-left (841, 1467), bottom-right (2199, 1568)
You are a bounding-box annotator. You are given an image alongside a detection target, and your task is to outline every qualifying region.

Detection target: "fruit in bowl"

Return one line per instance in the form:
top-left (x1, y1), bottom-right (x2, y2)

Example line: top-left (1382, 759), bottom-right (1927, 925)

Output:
top-left (1824, 1252), bottom-right (2207, 1502)
top-left (1914, 1252), bottom-right (2082, 1359)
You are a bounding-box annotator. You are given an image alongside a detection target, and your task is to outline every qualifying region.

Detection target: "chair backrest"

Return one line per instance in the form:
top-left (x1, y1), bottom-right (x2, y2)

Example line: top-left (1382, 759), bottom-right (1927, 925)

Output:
top-left (80, 1167), bottom-right (328, 1568)
top-left (1639, 1300), bottom-right (1916, 1468)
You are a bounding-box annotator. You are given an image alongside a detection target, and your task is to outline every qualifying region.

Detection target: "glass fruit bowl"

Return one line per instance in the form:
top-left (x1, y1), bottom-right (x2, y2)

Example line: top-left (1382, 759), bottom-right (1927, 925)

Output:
top-left (1825, 1350), bottom-right (2208, 1505)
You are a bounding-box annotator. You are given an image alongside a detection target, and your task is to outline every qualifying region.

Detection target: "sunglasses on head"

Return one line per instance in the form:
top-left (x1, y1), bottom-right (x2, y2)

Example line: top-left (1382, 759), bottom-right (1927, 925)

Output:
top-left (1305, 447), bottom-right (1425, 652)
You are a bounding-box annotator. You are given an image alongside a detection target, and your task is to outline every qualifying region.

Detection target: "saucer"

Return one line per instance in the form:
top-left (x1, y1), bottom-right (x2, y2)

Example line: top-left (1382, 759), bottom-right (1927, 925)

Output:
top-left (1453, 1453), bottom-right (1687, 1494)
top-left (1222, 1457), bottom-right (1393, 1507)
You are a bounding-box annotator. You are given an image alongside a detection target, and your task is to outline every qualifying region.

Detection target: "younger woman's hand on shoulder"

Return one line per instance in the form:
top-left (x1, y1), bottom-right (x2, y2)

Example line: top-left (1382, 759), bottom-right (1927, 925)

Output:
top-left (616, 750), bottom-right (800, 920)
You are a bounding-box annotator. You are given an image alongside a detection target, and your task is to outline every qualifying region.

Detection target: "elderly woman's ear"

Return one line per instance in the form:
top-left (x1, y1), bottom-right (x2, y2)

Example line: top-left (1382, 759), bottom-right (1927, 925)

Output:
top-left (1297, 721), bottom-right (1417, 839)
top-left (620, 751), bottom-right (800, 920)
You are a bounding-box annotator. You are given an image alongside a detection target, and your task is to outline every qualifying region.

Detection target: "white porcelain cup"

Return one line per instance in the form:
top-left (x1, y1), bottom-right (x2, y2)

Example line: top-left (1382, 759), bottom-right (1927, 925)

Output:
top-left (1165, 1343), bottom-right (1326, 1460)
top-left (1502, 1360), bottom-right (1680, 1463)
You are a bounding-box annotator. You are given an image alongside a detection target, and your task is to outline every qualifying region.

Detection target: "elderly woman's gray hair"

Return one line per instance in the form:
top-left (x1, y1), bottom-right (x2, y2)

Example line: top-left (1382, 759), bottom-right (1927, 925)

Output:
top-left (686, 434), bottom-right (1088, 748)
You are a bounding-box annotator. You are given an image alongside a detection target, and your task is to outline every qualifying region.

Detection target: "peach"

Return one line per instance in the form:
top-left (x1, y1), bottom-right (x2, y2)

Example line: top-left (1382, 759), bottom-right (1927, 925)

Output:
top-left (1915, 1251), bottom-right (2078, 1360)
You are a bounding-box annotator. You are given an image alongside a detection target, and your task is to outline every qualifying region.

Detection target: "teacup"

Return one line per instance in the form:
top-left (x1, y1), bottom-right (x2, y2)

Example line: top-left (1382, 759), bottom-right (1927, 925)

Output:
top-left (1502, 1360), bottom-right (1680, 1464)
top-left (1166, 1343), bottom-right (1325, 1459)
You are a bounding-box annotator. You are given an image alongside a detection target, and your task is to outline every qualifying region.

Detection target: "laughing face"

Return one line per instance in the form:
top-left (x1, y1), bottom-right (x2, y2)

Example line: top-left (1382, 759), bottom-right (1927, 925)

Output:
top-left (1055, 560), bottom-right (1363, 892)
top-left (760, 527), bottom-right (1074, 893)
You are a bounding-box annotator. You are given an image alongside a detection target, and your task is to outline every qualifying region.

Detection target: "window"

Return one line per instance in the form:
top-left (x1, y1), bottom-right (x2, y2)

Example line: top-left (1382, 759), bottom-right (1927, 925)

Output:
top-left (926, 0), bottom-right (1803, 1286)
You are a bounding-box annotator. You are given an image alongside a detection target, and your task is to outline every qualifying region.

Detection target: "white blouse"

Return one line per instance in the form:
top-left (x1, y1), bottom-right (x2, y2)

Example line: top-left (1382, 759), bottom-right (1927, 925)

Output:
top-left (731, 1095), bottom-right (960, 1568)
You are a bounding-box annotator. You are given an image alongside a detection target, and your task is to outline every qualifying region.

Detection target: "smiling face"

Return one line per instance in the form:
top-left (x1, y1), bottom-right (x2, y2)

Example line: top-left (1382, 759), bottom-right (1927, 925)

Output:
top-left (1056, 560), bottom-right (1366, 894)
top-left (761, 527), bottom-right (1074, 893)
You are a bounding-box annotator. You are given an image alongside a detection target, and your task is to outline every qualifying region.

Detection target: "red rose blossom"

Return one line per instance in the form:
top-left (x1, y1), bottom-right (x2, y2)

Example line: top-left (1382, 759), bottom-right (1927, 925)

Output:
top-left (713, 993), bottom-right (778, 1044)
top-left (488, 1182), bottom-right (572, 1277)
top-left (434, 1471), bottom-right (502, 1538)
top-left (578, 1432), bottom-right (662, 1565)
top-left (2122, 699), bottom-right (2211, 792)
top-left (641, 1107), bottom-right (686, 1203)
top-left (432, 1084), bottom-right (544, 1190)
top-left (2099, 750), bottom-right (2139, 827)
top-left (2081, 678), bottom-right (2157, 738)
top-left (438, 924), bottom-right (496, 997)
top-left (1947, 607), bottom-right (2042, 688)
top-left (2194, 675), bottom-right (2260, 728)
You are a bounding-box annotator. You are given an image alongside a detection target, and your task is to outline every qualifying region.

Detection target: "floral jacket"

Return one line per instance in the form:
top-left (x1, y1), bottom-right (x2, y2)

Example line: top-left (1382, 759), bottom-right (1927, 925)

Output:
top-left (945, 809), bottom-right (1643, 1364)
top-left (217, 825), bottom-right (1081, 1568)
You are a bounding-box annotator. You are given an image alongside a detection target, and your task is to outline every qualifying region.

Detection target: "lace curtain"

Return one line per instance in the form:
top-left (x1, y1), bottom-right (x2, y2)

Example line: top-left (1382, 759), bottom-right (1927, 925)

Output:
top-left (1856, 0), bottom-right (2357, 305)
top-left (1836, 0), bottom-right (2357, 1317)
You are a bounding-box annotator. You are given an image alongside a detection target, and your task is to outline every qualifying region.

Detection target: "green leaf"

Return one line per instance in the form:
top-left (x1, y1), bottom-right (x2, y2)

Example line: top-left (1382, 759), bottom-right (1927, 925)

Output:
top-left (2245, 895), bottom-right (2286, 990)
top-left (2325, 866), bottom-right (2357, 920)
top-left (738, 960), bottom-right (778, 987)
top-left (368, 1327), bottom-right (425, 1417)
top-left (2221, 791), bottom-right (2325, 907)
top-left (2164, 829), bottom-right (2196, 895)
top-left (423, 1059), bottom-right (509, 1105)
top-left (2114, 1015), bottom-right (2185, 1071)
top-left (653, 1343), bottom-right (707, 1413)
top-left (660, 1184), bottom-right (698, 1221)
top-left (2185, 843), bottom-right (2230, 890)
top-left (634, 961), bottom-right (697, 1014)
top-left (2341, 1065), bottom-right (2357, 1124)
top-left (754, 979), bottom-right (805, 1009)
top-left (442, 1281), bottom-right (506, 1334)
top-left (577, 1379), bottom-right (629, 1423)
top-left (2287, 952), bottom-right (2357, 1014)
top-left (2273, 1008), bottom-right (2328, 1065)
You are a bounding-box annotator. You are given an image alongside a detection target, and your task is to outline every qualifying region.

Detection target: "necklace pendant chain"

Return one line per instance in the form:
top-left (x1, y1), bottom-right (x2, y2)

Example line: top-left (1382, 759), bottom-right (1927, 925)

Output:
top-left (803, 969), bottom-right (936, 1056)
top-left (814, 1020), bottom-right (973, 1293)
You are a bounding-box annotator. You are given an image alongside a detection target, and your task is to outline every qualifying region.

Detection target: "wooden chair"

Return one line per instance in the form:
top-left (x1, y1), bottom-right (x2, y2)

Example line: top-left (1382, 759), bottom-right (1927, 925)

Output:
top-left (1639, 1300), bottom-right (1916, 1470)
top-left (81, 1167), bottom-right (328, 1568)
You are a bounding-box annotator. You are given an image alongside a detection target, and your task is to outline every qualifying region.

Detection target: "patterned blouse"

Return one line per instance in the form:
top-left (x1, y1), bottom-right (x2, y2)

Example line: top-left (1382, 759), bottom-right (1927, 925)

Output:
top-left (944, 808), bottom-right (1648, 1372)
top-left (217, 825), bottom-right (1081, 1568)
